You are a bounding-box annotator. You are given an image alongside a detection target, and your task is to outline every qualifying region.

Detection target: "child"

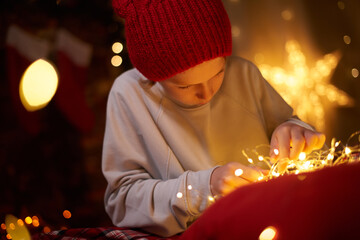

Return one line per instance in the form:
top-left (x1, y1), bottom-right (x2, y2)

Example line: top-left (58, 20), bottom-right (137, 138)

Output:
top-left (102, 0), bottom-right (325, 237)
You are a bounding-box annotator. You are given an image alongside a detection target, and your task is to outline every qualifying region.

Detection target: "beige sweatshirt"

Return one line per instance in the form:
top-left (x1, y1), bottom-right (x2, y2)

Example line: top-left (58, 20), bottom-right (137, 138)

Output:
top-left (102, 56), bottom-right (300, 237)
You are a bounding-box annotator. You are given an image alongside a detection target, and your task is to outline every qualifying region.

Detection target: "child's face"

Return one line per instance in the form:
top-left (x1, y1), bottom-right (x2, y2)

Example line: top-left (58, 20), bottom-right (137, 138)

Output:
top-left (159, 57), bottom-right (226, 108)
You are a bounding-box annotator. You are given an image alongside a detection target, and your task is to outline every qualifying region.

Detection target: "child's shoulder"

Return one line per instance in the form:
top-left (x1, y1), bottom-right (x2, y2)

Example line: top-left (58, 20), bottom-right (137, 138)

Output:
top-left (226, 56), bottom-right (261, 75)
top-left (111, 68), bottom-right (144, 90)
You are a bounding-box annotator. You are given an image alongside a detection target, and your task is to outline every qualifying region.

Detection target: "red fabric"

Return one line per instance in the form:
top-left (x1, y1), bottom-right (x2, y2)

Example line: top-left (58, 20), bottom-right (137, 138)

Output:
top-left (33, 227), bottom-right (180, 240)
top-left (55, 51), bottom-right (95, 133)
top-left (180, 162), bottom-right (360, 240)
top-left (112, 0), bottom-right (232, 81)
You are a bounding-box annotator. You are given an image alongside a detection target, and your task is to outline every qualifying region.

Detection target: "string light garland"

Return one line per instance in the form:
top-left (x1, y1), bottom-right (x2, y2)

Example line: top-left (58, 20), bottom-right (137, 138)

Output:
top-left (244, 131), bottom-right (360, 180)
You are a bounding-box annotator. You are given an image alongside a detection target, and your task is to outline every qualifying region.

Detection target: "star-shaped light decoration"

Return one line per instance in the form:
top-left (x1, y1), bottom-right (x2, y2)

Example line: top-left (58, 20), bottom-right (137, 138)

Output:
top-left (258, 40), bottom-right (354, 131)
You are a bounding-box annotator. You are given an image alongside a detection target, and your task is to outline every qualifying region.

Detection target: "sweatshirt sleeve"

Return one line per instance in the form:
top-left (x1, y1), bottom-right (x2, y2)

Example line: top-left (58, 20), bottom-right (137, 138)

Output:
top-left (102, 80), bottom-right (216, 237)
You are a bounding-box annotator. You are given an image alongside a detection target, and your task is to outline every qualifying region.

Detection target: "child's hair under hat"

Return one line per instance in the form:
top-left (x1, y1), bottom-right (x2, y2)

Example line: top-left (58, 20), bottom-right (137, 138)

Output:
top-left (113, 0), bottom-right (233, 81)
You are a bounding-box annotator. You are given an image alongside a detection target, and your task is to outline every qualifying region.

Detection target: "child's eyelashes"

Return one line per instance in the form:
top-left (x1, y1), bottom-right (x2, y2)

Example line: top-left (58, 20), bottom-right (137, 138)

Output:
top-left (178, 85), bottom-right (191, 89)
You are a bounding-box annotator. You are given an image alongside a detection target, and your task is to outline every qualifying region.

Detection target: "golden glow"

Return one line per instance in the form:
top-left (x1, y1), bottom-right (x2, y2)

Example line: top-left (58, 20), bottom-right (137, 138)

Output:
top-left (337, 1), bottom-right (345, 10)
top-left (231, 26), bottom-right (241, 38)
top-left (1, 223), bottom-right (6, 230)
top-left (63, 210), bottom-right (72, 219)
top-left (111, 55), bottom-right (123, 67)
top-left (299, 152), bottom-right (306, 161)
top-left (16, 220), bottom-right (24, 227)
top-left (9, 223), bottom-right (15, 230)
top-left (273, 149), bottom-right (279, 156)
top-left (352, 68), bottom-right (359, 78)
top-left (32, 219), bottom-right (39, 227)
top-left (208, 196), bottom-right (215, 202)
top-left (176, 192), bottom-right (183, 199)
top-left (24, 217), bottom-right (32, 225)
top-left (19, 59), bottom-right (58, 112)
top-left (343, 35), bottom-right (351, 45)
top-left (112, 42), bottom-right (123, 54)
top-left (43, 226), bottom-right (51, 234)
top-left (248, 158), bottom-right (254, 164)
top-left (5, 215), bottom-right (30, 240)
top-left (259, 226), bottom-right (277, 240)
top-left (281, 10), bottom-right (293, 21)
top-left (235, 168), bottom-right (244, 177)
top-left (345, 147), bottom-right (351, 155)
top-left (259, 40), bottom-right (353, 131)
top-left (258, 156), bottom-right (264, 161)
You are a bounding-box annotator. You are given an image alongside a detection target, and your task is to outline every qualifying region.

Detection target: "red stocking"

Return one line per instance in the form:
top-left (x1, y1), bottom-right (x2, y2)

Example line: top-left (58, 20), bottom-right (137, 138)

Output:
top-left (55, 29), bottom-right (94, 133)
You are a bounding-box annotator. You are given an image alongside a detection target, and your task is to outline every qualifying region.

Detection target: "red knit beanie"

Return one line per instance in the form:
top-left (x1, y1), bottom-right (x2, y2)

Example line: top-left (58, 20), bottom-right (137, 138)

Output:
top-left (113, 0), bottom-right (233, 81)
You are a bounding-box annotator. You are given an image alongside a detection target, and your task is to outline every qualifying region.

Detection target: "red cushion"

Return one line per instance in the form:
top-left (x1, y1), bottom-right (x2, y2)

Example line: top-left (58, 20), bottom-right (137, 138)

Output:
top-left (180, 162), bottom-right (360, 240)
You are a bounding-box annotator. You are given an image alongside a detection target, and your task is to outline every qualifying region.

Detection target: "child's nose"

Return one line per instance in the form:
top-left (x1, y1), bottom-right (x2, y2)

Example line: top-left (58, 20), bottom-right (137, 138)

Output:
top-left (196, 83), bottom-right (213, 101)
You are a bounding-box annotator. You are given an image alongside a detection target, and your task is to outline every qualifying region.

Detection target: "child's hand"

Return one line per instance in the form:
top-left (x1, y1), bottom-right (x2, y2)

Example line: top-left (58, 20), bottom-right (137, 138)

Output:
top-left (210, 162), bottom-right (261, 197)
top-left (269, 121), bottom-right (326, 167)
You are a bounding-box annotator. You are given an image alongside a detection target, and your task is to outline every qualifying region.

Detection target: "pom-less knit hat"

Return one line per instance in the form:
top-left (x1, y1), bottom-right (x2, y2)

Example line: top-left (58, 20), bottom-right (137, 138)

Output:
top-left (113, 0), bottom-right (233, 81)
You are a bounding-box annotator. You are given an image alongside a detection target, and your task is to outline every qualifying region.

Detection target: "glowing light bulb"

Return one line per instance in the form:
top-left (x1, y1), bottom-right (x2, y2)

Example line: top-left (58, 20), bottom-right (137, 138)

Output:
top-left (17, 219), bottom-right (24, 227)
top-left (24, 217), bottom-right (32, 225)
top-left (235, 168), bottom-right (243, 177)
top-left (273, 149), bottom-right (279, 156)
top-left (345, 147), bottom-right (351, 155)
top-left (112, 42), bottom-right (123, 54)
top-left (208, 196), bottom-right (215, 202)
top-left (43, 226), bottom-right (51, 234)
top-left (176, 192), bottom-right (183, 199)
top-left (343, 35), bottom-right (351, 45)
top-left (63, 210), bottom-right (72, 219)
top-left (327, 153), bottom-right (334, 160)
top-left (352, 68), bottom-right (359, 78)
top-left (187, 185), bottom-right (193, 190)
top-left (248, 158), bottom-right (253, 164)
top-left (259, 226), bottom-right (277, 240)
top-left (258, 156), bottom-right (264, 161)
top-left (299, 152), bottom-right (306, 161)
top-left (19, 59), bottom-right (58, 112)
top-left (111, 55), bottom-right (123, 67)
top-left (258, 176), bottom-right (264, 181)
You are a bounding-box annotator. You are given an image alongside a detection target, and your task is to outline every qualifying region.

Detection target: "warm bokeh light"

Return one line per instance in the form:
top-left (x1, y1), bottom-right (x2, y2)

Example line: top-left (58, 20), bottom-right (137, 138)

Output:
top-left (43, 226), bottom-right (51, 234)
top-left (63, 210), bottom-right (72, 219)
top-left (111, 55), bottom-right (123, 67)
top-left (19, 59), bottom-right (58, 112)
top-left (176, 192), bottom-right (183, 199)
top-left (337, 1), bottom-right (345, 10)
top-left (343, 35), bottom-right (351, 45)
top-left (32, 219), bottom-right (40, 227)
top-left (299, 152), bottom-right (306, 161)
top-left (235, 168), bottom-right (244, 176)
top-left (352, 68), bottom-right (359, 78)
top-left (259, 226), bottom-right (277, 240)
top-left (259, 40), bottom-right (354, 131)
top-left (24, 217), bottom-right (32, 225)
top-left (231, 26), bottom-right (241, 38)
top-left (5, 215), bottom-right (30, 240)
top-left (112, 42), bottom-right (123, 54)
top-left (16, 219), bottom-right (24, 227)
top-left (187, 185), bottom-right (193, 190)
top-left (281, 10), bottom-right (293, 21)
top-left (1, 223), bottom-right (6, 230)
